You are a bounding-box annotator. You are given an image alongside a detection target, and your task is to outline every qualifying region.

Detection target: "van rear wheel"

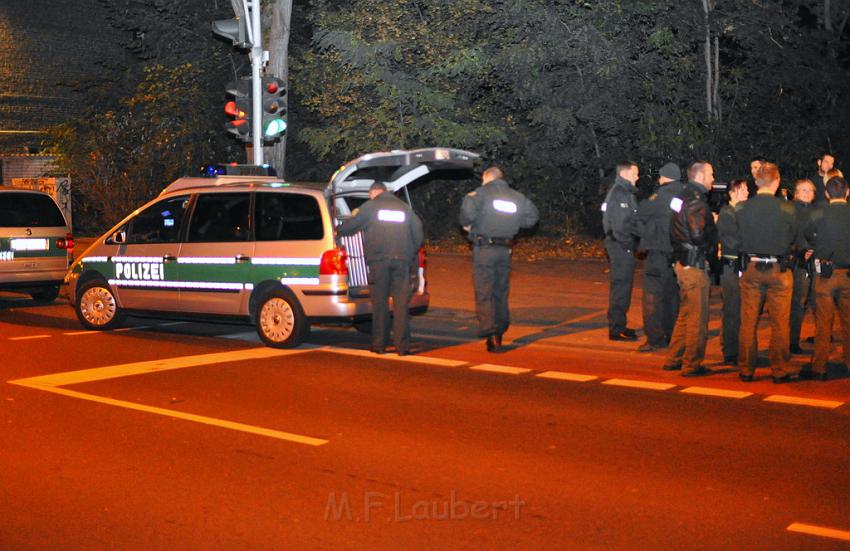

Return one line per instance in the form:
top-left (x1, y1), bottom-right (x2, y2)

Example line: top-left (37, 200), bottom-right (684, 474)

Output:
top-left (76, 279), bottom-right (124, 330)
top-left (256, 289), bottom-right (308, 348)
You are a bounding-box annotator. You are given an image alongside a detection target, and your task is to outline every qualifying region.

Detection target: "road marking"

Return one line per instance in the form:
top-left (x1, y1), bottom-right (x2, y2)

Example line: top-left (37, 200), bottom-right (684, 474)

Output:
top-left (114, 326), bottom-right (152, 332)
top-left (764, 395), bottom-right (844, 409)
top-left (9, 348), bottom-right (328, 446)
top-left (470, 363), bottom-right (531, 375)
top-left (63, 330), bottom-right (99, 336)
top-left (681, 386), bottom-right (752, 399)
top-left (602, 378), bottom-right (676, 391)
top-left (9, 335), bottom-right (49, 341)
top-left (319, 346), bottom-right (467, 367)
top-left (536, 371), bottom-right (597, 382)
top-left (787, 522), bottom-right (850, 541)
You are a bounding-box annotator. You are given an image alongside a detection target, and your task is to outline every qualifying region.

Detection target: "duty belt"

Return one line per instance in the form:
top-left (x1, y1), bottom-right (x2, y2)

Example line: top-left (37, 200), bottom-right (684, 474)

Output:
top-left (473, 235), bottom-right (512, 247)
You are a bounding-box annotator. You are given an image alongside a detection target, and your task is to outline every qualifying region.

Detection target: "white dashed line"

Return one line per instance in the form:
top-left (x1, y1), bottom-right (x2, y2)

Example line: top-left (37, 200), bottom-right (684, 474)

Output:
top-left (8, 335), bottom-right (49, 341)
top-left (764, 395), bottom-right (844, 409)
top-left (320, 346), bottom-right (467, 367)
top-left (536, 371), bottom-right (598, 382)
top-left (787, 522), bottom-right (850, 541)
top-left (470, 364), bottom-right (531, 375)
top-left (63, 331), bottom-right (99, 336)
top-left (681, 386), bottom-right (752, 399)
top-left (602, 378), bottom-right (676, 391)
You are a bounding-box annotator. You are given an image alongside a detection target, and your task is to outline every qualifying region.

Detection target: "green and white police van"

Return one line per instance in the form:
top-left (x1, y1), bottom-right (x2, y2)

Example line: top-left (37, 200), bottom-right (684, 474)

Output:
top-left (65, 148), bottom-right (478, 348)
top-left (1, 187), bottom-right (74, 303)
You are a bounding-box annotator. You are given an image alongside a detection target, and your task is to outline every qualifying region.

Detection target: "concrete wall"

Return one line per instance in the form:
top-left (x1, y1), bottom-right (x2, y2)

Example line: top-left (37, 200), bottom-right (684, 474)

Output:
top-left (0, 0), bottom-right (127, 153)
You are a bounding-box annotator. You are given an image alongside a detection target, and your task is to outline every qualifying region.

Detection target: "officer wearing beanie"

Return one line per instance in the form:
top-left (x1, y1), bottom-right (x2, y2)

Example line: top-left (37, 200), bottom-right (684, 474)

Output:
top-left (460, 166), bottom-right (538, 352)
top-left (338, 181), bottom-right (424, 356)
top-left (803, 176), bottom-right (850, 380)
top-left (734, 162), bottom-right (800, 383)
top-left (635, 162), bottom-right (684, 352)
top-left (602, 162), bottom-right (641, 341)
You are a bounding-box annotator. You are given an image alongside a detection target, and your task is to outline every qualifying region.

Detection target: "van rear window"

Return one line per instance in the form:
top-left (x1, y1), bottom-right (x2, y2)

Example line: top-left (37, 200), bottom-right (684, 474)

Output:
top-left (0, 192), bottom-right (66, 227)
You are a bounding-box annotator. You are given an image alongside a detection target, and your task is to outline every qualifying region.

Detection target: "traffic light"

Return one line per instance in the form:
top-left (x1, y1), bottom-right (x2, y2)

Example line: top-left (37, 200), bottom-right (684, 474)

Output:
top-left (261, 76), bottom-right (287, 140)
top-left (211, 17), bottom-right (250, 48)
top-left (225, 79), bottom-right (252, 142)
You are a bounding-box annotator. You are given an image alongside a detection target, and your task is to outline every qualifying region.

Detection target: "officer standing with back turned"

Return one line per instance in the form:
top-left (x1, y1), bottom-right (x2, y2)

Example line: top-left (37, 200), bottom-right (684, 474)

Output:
top-left (460, 166), bottom-right (539, 352)
top-left (338, 181), bottom-right (424, 356)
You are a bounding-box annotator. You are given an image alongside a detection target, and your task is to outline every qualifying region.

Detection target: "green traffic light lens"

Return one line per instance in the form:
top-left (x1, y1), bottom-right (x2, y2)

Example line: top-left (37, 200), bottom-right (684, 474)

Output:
top-left (264, 119), bottom-right (287, 137)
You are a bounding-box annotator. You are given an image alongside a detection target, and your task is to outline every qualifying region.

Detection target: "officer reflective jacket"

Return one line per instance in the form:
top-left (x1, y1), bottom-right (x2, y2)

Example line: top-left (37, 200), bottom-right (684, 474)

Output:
top-left (804, 199), bottom-right (850, 266)
top-left (459, 179), bottom-right (538, 239)
top-left (338, 191), bottom-right (424, 263)
top-left (602, 176), bottom-right (639, 248)
top-left (637, 180), bottom-right (684, 253)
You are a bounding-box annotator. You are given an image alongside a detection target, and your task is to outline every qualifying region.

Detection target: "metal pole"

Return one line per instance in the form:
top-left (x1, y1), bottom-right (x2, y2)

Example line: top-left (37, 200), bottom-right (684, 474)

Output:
top-left (249, 0), bottom-right (263, 165)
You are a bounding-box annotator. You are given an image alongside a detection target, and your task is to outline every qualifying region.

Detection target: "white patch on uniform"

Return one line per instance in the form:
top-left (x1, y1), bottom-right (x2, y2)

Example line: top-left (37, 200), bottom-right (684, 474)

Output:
top-left (377, 209), bottom-right (406, 223)
top-left (670, 197), bottom-right (683, 212)
top-left (619, 202), bottom-right (628, 208)
top-left (492, 199), bottom-right (518, 214)
top-left (601, 202), bottom-right (608, 212)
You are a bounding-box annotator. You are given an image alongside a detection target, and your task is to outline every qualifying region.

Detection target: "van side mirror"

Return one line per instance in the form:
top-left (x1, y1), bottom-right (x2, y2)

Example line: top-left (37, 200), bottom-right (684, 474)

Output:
top-left (110, 230), bottom-right (126, 244)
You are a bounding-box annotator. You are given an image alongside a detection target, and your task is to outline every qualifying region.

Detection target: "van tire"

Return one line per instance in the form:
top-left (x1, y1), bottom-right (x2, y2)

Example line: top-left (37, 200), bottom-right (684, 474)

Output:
top-left (30, 284), bottom-right (60, 303)
top-left (75, 279), bottom-right (124, 330)
top-left (256, 288), bottom-right (308, 348)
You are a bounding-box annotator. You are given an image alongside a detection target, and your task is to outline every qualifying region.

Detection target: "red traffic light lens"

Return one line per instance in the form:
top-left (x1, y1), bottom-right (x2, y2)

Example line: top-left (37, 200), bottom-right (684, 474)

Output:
top-left (265, 81), bottom-right (279, 94)
top-left (225, 100), bottom-right (244, 117)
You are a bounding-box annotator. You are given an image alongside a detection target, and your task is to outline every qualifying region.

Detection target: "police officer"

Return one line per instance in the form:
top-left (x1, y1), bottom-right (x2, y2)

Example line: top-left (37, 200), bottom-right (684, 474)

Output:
top-left (812, 152), bottom-right (836, 204)
top-left (459, 166), bottom-right (538, 352)
top-left (734, 162), bottom-right (799, 383)
top-left (663, 161), bottom-right (717, 377)
top-left (716, 179), bottom-right (749, 365)
top-left (602, 162), bottom-right (640, 341)
top-left (789, 179), bottom-right (817, 354)
top-left (338, 181), bottom-right (424, 356)
top-left (803, 176), bottom-right (850, 380)
top-left (636, 162), bottom-right (683, 352)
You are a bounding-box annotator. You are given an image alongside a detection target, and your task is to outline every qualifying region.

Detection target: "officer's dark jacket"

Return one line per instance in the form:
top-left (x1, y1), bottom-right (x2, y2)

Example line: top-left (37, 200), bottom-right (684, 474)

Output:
top-left (716, 202), bottom-right (743, 258)
top-left (338, 191), bottom-right (424, 263)
top-left (636, 180), bottom-right (684, 253)
top-left (793, 200), bottom-right (815, 253)
top-left (811, 173), bottom-right (828, 205)
top-left (734, 190), bottom-right (798, 256)
top-left (669, 180), bottom-right (717, 264)
top-left (602, 176), bottom-right (638, 248)
top-left (804, 200), bottom-right (850, 266)
top-left (459, 179), bottom-right (538, 239)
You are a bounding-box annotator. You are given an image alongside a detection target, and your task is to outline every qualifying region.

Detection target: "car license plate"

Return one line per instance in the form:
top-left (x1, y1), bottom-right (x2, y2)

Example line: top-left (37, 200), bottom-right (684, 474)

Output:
top-left (11, 238), bottom-right (49, 251)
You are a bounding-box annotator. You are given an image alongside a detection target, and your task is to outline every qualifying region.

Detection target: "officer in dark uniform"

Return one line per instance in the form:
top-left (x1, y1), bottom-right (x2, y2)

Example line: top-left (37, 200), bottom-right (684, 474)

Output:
top-left (716, 179), bottom-right (749, 365)
top-left (789, 179), bottom-right (817, 354)
top-left (459, 166), bottom-right (538, 352)
top-left (803, 176), bottom-right (850, 380)
top-left (734, 162), bottom-right (800, 383)
top-left (636, 162), bottom-right (683, 352)
top-left (338, 181), bottom-right (424, 355)
top-left (602, 162), bottom-right (640, 341)
top-left (812, 152), bottom-right (836, 204)
top-left (663, 161), bottom-right (717, 377)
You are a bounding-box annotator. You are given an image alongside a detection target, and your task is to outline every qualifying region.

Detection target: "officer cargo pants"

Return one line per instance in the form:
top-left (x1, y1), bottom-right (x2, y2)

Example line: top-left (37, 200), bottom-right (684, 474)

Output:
top-left (666, 264), bottom-right (710, 372)
top-left (605, 239), bottom-right (636, 335)
top-left (719, 263), bottom-right (741, 359)
top-left (790, 265), bottom-right (814, 348)
top-left (642, 250), bottom-right (679, 346)
top-left (812, 269), bottom-right (850, 375)
top-left (738, 264), bottom-right (793, 377)
top-left (472, 244), bottom-right (511, 337)
top-left (369, 258), bottom-right (413, 353)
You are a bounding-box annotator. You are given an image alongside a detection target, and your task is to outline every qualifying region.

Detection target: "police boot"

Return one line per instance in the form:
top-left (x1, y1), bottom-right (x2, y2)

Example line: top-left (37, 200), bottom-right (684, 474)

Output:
top-left (486, 335), bottom-right (499, 353)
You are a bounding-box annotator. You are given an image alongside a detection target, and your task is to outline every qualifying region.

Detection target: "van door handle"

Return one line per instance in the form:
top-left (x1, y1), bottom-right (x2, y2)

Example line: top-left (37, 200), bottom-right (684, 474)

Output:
top-left (235, 254), bottom-right (251, 263)
top-left (163, 254), bottom-right (177, 263)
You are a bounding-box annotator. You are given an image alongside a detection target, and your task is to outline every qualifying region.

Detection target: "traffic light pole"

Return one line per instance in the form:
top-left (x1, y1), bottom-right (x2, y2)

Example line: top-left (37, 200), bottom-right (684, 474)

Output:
top-left (249, 0), bottom-right (264, 165)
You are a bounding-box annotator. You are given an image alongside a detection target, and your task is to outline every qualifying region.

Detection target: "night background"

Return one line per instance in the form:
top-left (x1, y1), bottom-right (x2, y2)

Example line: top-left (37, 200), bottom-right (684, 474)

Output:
top-left (3, 0), bottom-right (850, 235)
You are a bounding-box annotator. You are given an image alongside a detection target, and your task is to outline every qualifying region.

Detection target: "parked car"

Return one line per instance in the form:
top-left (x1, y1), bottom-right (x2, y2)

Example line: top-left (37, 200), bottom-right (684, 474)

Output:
top-left (65, 147), bottom-right (478, 347)
top-left (0, 187), bottom-right (74, 303)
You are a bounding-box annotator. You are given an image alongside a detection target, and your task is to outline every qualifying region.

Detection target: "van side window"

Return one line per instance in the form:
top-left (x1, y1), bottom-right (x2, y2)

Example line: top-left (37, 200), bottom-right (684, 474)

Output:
top-left (0, 192), bottom-right (66, 227)
top-left (126, 196), bottom-right (189, 244)
top-left (256, 192), bottom-right (324, 241)
top-left (187, 193), bottom-right (251, 243)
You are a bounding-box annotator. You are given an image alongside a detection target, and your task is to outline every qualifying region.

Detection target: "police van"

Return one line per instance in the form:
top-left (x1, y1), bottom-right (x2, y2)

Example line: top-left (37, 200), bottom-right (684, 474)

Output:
top-left (65, 148), bottom-right (478, 347)
top-left (1, 187), bottom-right (74, 302)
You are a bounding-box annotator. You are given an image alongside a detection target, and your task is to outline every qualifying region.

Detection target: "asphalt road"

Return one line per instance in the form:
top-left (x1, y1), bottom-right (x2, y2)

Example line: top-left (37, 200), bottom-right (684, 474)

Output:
top-left (1, 253), bottom-right (849, 549)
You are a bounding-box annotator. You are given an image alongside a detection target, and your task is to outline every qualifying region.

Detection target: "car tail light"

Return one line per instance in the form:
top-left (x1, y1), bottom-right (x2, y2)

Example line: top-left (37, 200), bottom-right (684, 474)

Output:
top-left (418, 247), bottom-right (426, 269)
top-left (57, 232), bottom-right (75, 251)
top-left (319, 248), bottom-right (348, 275)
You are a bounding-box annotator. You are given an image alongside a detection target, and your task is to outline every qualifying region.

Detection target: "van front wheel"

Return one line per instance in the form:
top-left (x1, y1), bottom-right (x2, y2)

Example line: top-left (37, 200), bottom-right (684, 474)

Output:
top-left (256, 289), bottom-right (308, 348)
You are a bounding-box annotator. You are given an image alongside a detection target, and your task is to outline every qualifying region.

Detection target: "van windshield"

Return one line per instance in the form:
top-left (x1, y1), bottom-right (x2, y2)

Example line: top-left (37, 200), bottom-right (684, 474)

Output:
top-left (0, 192), bottom-right (66, 227)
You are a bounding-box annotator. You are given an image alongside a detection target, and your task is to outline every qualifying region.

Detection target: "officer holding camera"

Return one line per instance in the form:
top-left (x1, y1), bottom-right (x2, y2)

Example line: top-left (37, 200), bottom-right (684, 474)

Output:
top-left (803, 176), bottom-right (850, 380)
top-left (734, 162), bottom-right (800, 383)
